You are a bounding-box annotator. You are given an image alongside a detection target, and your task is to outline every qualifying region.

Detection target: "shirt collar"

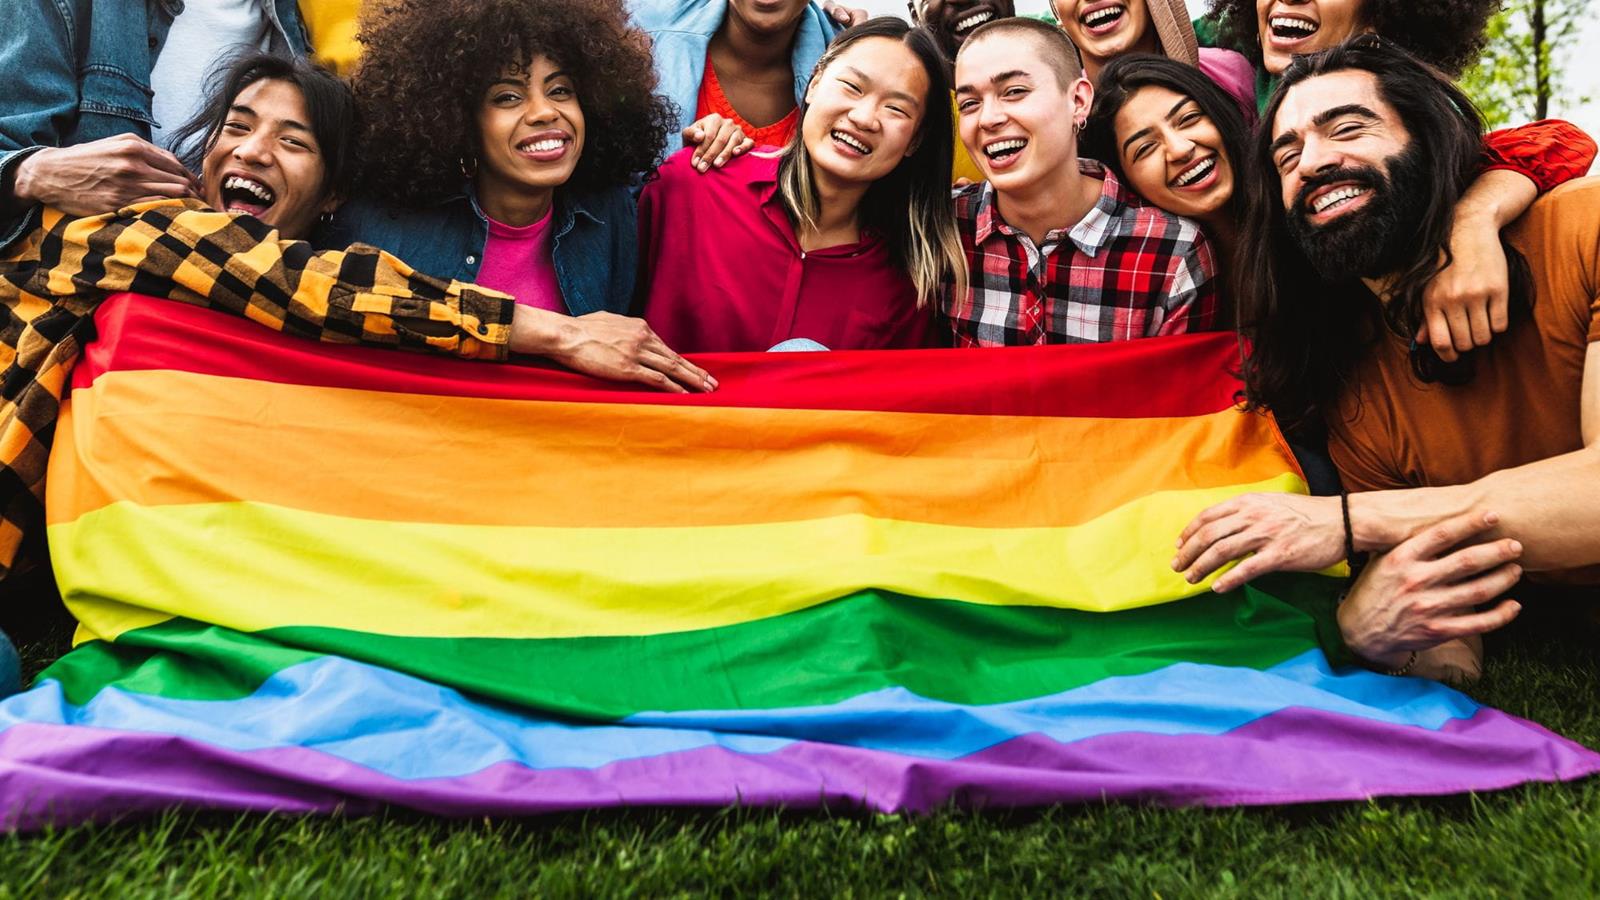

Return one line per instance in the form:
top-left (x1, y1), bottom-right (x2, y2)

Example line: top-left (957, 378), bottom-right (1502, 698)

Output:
top-left (971, 158), bottom-right (1134, 257)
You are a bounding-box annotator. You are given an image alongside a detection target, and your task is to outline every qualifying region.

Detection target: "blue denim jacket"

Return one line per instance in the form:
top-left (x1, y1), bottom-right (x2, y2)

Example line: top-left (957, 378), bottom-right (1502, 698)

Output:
top-left (0, 0), bottom-right (309, 250)
top-left (320, 185), bottom-right (639, 317)
top-left (627, 0), bottom-right (839, 159)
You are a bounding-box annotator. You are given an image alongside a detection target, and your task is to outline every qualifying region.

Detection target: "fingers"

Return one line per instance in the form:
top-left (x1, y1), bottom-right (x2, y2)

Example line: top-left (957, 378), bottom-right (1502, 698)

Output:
top-left (1210, 551), bottom-right (1278, 594)
top-left (132, 140), bottom-right (202, 190)
top-left (1445, 305), bottom-right (1474, 355)
top-left (640, 348), bottom-right (716, 393)
top-left (629, 362), bottom-right (690, 394)
top-left (1433, 560), bottom-right (1523, 613)
top-left (699, 121), bottom-right (749, 172)
top-left (1177, 499), bottom-right (1238, 547)
top-left (1489, 289), bottom-right (1510, 334)
top-left (1401, 510), bottom-right (1500, 562)
top-left (1467, 303), bottom-right (1493, 349)
top-left (1425, 598), bottom-right (1522, 642)
top-left (1179, 527), bottom-right (1257, 584)
top-left (1426, 537), bottom-right (1522, 586)
top-left (1422, 308), bottom-right (1455, 362)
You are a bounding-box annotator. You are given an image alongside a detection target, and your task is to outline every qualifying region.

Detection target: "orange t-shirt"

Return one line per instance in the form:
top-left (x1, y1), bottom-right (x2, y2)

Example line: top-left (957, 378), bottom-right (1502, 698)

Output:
top-left (1328, 177), bottom-right (1600, 579)
top-left (695, 55), bottom-right (800, 149)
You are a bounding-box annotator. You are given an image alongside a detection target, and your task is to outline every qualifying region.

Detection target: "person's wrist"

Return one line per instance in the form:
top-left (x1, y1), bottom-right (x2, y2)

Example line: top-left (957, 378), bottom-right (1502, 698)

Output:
top-left (508, 305), bottom-right (570, 357)
top-left (7, 148), bottom-right (50, 206)
top-left (1335, 590), bottom-right (1412, 670)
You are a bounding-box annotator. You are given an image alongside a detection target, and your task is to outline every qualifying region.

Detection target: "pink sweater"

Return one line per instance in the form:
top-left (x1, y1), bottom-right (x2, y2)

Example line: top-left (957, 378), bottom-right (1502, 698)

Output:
top-left (637, 149), bottom-right (932, 353)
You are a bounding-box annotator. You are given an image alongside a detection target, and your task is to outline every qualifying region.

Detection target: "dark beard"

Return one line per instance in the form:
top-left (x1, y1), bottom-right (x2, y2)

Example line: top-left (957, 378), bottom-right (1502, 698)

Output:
top-left (1287, 147), bottom-right (1427, 283)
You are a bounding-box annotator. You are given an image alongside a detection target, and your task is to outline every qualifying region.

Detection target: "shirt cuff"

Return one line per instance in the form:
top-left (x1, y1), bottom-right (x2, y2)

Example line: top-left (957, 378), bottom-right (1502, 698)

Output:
top-left (0, 147), bottom-right (45, 256)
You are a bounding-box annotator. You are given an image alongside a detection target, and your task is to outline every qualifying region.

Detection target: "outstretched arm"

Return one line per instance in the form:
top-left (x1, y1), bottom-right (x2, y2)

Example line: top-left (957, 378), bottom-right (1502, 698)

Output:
top-left (1174, 342), bottom-right (1600, 593)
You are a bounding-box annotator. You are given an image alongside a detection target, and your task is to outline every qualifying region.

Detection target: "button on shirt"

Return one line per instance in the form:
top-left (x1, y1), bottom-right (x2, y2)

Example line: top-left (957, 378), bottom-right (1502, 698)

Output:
top-left (941, 159), bottom-right (1218, 347)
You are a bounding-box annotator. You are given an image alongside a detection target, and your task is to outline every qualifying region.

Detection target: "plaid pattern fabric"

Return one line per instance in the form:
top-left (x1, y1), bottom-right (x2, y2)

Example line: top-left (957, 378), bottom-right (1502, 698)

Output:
top-left (1481, 119), bottom-right (1597, 195)
top-left (941, 160), bottom-right (1218, 347)
top-left (0, 198), bottom-right (515, 583)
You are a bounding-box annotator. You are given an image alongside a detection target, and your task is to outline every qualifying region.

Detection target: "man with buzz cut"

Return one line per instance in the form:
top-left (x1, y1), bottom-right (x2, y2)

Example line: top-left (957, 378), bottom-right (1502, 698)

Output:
top-left (943, 17), bottom-right (1218, 346)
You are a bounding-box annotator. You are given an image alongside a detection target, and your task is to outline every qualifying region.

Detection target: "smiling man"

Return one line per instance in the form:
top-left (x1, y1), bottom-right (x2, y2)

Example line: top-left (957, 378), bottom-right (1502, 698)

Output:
top-left (1173, 39), bottom-right (1600, 682)
top-left (943, 17), bottom-right (1217, 346)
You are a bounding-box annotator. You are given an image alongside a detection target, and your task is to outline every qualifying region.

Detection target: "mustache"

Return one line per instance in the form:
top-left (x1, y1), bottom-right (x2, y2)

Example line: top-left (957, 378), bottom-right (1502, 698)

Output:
top-left (1292, 165), bottom-right (1384, 216)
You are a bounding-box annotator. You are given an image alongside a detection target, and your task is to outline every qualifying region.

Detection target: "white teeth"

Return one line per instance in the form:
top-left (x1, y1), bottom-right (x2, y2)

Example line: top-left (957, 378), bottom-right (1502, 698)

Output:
top-left (1082, 5), bottom-right (1124, 25)
top-left (223, 175), bottom-right (273, 204)
top-left (832, 131), bottom-right (871, 154)
top-left (1270, 16), bottom-right (1317, 33)
top-left (520, 138), bottom-right (565, 153)
top-left (984, 138), bottom-right (1026, 157)
top-left (1312, 186), bottom-right (1367, 213)
top-left (1174, 157), bottom-right (1215, 187)
top-left (955, 10), bottom-right (993, 32)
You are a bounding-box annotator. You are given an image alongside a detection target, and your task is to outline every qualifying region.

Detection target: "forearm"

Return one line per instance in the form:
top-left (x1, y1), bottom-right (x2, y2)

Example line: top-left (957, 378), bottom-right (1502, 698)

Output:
top-left (1453, 168), bottom-right (1536, 234)
top-left (1350, 445), bottom-right (1600, 571)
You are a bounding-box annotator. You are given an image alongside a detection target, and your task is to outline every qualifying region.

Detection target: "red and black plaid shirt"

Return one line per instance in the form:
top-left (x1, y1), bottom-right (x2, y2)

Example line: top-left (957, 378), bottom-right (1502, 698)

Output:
top-left (941, 160), bottom-right (1218, 347)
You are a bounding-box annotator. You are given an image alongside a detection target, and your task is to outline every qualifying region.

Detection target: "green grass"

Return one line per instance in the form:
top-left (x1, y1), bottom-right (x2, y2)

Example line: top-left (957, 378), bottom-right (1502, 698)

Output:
top-left (2, 601), bottom-right (1597, 898)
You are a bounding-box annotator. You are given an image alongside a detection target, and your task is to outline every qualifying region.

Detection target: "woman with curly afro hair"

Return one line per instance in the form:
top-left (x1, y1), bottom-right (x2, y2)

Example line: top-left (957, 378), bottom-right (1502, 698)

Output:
top-left (320, 0), bottom-right (716, 394)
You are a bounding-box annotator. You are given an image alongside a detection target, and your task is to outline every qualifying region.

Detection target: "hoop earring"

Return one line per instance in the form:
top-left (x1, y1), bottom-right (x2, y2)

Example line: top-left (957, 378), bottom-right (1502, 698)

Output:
top-left (459, 155), bottom-right (478, 179)
top-left (318, 210), bottom-right (335, 227)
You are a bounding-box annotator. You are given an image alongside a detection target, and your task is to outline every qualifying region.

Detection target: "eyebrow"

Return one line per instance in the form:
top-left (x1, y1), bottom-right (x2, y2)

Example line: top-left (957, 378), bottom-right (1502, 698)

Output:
top-left (229, 103), bottom-right (312, 135)
top-left (1269, 103), bottom-right (1381, 156)
top-left (1119, 96), bottom-right (1191, 157)
top-left (954, 69), bottom-right (1033, 97)
top-left (840, 66), bottom-right (923, 109)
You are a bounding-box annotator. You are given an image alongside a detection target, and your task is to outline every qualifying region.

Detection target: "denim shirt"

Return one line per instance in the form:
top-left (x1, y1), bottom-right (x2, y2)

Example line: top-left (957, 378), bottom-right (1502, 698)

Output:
top-left (0, 0), bottom-right (309, 250)
top-left (626, 0), bottom-right (838, 159)
top-left (320, 185), bottom-right (639, 317)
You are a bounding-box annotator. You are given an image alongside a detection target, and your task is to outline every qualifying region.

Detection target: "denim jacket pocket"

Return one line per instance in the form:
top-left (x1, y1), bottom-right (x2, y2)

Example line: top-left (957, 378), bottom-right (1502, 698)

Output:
top-left (78, 64), bottom-right (157, 136)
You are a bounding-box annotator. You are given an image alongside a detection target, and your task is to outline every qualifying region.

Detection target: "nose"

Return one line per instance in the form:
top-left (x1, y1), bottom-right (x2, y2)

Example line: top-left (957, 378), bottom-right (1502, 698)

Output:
top-left (523, 93), bottom-right (560, 125)
top-left (231, 129), bottom-right (274, 166)
top-left (1163, 129), bottom-right (1197, 163)
top-left (978, 97), bottom-right (1007, 131)
top-left (845, 100), bottom-right (879, 133)
top-left (1295, 133), bottom-right (1342, 178)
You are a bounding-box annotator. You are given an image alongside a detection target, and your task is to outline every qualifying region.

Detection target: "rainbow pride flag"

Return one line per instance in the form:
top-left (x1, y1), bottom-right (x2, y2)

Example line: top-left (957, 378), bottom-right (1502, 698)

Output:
top-left (1, 294), bottom-right (1595, 829)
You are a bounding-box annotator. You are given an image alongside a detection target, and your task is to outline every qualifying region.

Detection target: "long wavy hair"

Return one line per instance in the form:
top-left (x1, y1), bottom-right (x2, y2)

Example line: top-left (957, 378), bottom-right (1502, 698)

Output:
top-left (776, 18), bottom-right (968, 307)
top-left (350, 0), bottom-right (673, 205)
top-left (1236, 37), bottom-right (1532, 428)
top-left (1083, 53), bottom-right (1253, 224)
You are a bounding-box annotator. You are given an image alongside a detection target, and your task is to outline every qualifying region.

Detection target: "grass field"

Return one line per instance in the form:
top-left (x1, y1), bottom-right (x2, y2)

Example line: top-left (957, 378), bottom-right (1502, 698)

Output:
top-left (2, 596), bottom-right (1597, 898)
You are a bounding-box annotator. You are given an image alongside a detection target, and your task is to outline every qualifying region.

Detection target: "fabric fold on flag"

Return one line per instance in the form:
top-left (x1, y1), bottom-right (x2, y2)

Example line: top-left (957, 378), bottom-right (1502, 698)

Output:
top-left (1, 293), bottom-right (1595, 830)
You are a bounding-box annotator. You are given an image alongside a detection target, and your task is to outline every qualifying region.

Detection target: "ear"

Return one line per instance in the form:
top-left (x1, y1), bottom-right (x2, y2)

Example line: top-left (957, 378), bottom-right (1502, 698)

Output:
top-left (1070, 75), bottom-right (1095, 128)
top-left (319, 193), bottom-right (341, 216)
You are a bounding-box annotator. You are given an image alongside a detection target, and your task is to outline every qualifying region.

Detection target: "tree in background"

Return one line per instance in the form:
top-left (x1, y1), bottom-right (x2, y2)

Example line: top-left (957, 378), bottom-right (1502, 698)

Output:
top-left (1460, 0), bottom-right (1591, 126)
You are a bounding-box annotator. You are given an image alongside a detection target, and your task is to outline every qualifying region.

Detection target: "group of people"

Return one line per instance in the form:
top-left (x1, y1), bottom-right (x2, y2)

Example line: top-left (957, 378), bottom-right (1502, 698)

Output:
top-left (0, 0), bottom-right (1597, 697)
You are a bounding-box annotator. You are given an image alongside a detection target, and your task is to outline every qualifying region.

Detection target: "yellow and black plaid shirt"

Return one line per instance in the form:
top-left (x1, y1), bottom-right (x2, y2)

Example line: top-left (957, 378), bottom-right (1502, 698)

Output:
top-left (0, 198), bottom-right (516, 584)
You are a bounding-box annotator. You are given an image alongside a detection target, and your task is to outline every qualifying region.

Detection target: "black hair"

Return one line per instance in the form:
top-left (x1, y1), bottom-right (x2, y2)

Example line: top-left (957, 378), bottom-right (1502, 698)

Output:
top-left (169, 51), bottom-right (357, 201)
top-left (1083, 53), bottom-right (1253, 226)
top-left (1236, 36), bottom-right (1532, 428)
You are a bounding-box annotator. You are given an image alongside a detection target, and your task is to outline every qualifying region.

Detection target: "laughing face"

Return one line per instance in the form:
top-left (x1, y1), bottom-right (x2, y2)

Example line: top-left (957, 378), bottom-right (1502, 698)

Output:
top-left (201, 78), bottom-right (337, 240)
top-left (912, 0), bottom-right (1019, 60)
top-left (801, 36), bottom-right (931, 191)
top-left (1256, 0), bottom-right (1370, 75)
top-left (1113, 85), bottom-right (1234, 225)
top-left (954, 32), bottom-right (1091, 197)
top-left (474, 54), bottom-right (585, 225)
top-left (1271, 69), bottom-right (1421, 278)
top-left (1052, 0), bottom-right (1158, 74)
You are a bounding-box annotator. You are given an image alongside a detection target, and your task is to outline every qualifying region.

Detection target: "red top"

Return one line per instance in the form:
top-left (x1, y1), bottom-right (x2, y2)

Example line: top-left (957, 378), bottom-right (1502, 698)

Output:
top-left (637, 149), bottom-right (932, 353)
top-left (1480, 119), bottom-right (1597, 193)
top-left (695, 54), bottom-right (800, 149)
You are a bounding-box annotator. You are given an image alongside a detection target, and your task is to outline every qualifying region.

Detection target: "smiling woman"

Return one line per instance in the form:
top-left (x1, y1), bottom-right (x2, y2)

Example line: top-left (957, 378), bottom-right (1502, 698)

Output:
top-left (1206, 0), bottom-right (1499, 77)
top-left (329, 0), bottom-right (675, 319)
top-left (636, 17), bottom-right (966, 353)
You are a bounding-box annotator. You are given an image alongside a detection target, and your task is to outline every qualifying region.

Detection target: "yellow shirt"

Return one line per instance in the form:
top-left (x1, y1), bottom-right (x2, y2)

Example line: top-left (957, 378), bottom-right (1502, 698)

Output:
top-left (949, 93), bottom-right (985, 185)
top-left (300, 0), bottom-right (363, 75)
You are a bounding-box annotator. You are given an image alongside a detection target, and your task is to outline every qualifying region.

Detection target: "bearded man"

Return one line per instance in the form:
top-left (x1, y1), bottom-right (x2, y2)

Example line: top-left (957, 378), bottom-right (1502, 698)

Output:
top-left (1172, 38), bottom-right (1600, 682)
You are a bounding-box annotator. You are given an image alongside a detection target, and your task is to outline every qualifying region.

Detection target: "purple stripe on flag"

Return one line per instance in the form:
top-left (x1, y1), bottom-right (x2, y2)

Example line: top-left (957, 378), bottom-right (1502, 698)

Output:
top-left (4, 707), bottom-right (1597, 830)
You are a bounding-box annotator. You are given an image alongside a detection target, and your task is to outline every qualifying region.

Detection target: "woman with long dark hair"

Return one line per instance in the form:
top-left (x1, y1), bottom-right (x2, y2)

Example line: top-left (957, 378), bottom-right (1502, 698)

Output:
top-left (636, 18), bottom-right (967, 352)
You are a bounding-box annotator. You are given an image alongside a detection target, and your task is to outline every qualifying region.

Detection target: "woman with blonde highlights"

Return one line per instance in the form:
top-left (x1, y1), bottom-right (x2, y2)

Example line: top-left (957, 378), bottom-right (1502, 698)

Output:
top-left (636, 18), bottom-right (966, 353)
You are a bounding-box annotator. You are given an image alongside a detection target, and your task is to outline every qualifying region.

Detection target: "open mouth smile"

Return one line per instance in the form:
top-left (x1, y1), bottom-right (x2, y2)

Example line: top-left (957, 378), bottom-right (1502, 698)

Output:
top-left (953, 8), bottom-right (995, 34)
top-left (1079, 2), bottom-right (1128, 35)
top-left (516, 133), bottom-right (572, 162)
top-left (1171, 156), bottom-right (1217, 190)
top-left (831, 130), bottom-right (873, 157)
top-left (220, 174), bottom-right (276, 217)
top-left (1306, 183), bottom-right (1369, 219)
top-left (1267, 13), bottom-right (1319, 42)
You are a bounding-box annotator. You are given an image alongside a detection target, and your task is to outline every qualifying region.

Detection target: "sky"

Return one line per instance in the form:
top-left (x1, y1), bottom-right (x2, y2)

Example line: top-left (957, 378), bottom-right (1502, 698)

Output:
top-left (852, 0), bottom-right (1600, 170)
